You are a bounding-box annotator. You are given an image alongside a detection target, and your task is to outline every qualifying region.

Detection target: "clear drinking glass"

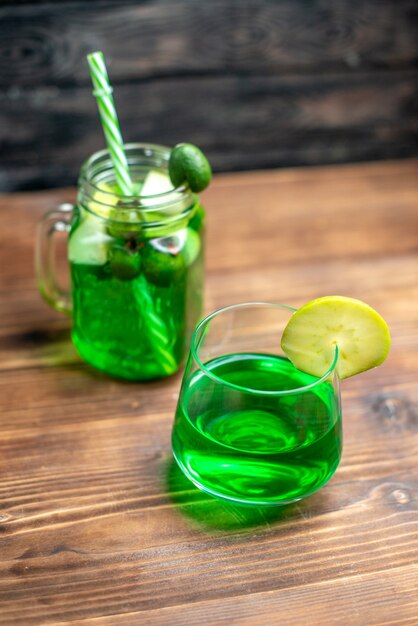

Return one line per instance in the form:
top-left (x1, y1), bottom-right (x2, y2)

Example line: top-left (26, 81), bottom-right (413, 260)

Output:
top-left (172, 303), bottom-right (341, 505)
top-left (36, 144), bottom-right (205, 380)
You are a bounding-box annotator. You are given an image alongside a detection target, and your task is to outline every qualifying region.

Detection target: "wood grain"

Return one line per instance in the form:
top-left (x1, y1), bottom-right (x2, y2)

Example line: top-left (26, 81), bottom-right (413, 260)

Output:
top-left (1, 0), bottom-right (417, 87)
top-left (2, 71), bottom-right (418, 191)
top-left (57, 568), bottom-right (418, 626)
top-left (0, 160), bottom-right (417, 625)
top-left (0, 0), bottom-right (417, 190)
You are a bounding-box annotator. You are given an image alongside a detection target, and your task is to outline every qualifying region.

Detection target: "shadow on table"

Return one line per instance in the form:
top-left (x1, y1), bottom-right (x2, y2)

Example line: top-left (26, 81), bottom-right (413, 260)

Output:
top-left (166, 458), bottom-right (322, 532)
top-left (9, 326), bottom-right (78, 367)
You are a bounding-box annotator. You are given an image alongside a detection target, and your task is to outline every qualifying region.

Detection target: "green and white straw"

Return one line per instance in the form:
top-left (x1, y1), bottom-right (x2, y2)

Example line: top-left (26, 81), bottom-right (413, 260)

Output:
top-left (87, 51), bottom-right (176, 376)
top-left (134, 277), bottom-right (177, 373)
top-left (87, 51), bottom-right (133, 196)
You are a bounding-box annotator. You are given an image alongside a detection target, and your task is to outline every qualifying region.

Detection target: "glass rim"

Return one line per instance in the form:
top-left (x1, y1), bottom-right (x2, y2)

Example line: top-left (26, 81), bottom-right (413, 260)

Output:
top-left (79, 142), bottom-right (193, 210)
top-left (190, 302), bottom-right (339, 396)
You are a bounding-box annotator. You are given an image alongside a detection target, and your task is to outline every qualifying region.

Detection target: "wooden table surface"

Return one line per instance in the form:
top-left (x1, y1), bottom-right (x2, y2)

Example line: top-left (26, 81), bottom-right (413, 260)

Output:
top-left (0, 160), bottom-right (417, 626)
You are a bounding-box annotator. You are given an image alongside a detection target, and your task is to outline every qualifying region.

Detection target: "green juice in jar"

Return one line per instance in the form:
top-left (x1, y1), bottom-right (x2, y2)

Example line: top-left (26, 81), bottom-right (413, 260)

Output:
top-left (69, 171), bottom-right (205, 380)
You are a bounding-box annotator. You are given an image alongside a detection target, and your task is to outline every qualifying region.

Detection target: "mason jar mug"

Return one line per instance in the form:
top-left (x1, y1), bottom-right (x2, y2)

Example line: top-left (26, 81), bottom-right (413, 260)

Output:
top-left (36, 144), bottom-right (205, 380)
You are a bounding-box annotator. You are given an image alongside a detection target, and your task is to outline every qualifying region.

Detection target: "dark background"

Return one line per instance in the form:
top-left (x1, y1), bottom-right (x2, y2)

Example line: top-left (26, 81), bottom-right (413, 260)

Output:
top-left (1, 0), bottom-right (417, 192)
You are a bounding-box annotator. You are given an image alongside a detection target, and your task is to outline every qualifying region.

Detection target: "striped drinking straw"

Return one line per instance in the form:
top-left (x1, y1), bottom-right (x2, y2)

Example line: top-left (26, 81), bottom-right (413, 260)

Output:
top-left (87, 51), bottom-right (177, 375)
top-left (87, 52), bottom-right (133, 196)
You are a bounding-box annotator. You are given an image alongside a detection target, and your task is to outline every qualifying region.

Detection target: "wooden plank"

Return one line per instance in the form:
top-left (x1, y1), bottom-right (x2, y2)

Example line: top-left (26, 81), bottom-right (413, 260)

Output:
top-left (1, 72), bottom-right (417, 191)
top-left (55, 567), bottom-right (418, 625)
top-left (1, 253), bottom-right (418, 373)
top-left (1, 159), bottom-right (417, 289)
top-left (0, 464), bottom-right (417, 624)
top-left (0, 160), bottom-right (417, 375)
top-left (1, 0), bottom-right (417, 88)
top-left (1, 0), bottom-right (417, 191)
top-left (0, 161), bottom-right (417, 624)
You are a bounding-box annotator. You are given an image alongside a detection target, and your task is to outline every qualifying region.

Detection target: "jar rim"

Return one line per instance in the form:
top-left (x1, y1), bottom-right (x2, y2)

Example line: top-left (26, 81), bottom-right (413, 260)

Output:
top-left (78, 143), bottom-right (196, 224)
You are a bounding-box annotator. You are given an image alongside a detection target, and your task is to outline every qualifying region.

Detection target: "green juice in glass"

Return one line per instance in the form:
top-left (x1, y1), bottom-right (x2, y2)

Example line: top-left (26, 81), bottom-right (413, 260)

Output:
top-left (172, 352), bottom-right (342, 505)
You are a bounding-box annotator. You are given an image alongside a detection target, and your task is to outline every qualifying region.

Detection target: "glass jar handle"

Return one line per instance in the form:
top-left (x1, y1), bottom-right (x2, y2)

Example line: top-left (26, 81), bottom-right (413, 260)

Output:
top-left (35, 203), bottom-right (74, 315)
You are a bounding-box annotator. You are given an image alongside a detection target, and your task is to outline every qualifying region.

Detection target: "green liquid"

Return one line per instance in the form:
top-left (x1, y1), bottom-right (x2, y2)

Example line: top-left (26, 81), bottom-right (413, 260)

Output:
top-left (70, 231), bottom-right (203, 380)
top-left (172, 353), bottom-right (342, 504)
